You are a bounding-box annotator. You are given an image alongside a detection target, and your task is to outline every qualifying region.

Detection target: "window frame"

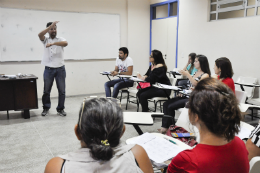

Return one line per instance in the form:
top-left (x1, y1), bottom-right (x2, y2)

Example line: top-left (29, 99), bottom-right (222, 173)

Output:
top-left (210, 0), bottom-right (260, 21)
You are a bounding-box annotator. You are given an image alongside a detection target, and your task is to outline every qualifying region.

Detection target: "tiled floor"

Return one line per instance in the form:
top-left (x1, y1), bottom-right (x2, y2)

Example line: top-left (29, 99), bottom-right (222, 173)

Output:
top-left (0, 94), bottom-right (259, 173)
top-left (0, 94), bottom-right (165, 173)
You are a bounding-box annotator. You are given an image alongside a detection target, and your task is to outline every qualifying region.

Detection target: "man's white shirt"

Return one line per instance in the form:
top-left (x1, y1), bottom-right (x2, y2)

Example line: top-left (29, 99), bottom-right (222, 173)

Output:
top-left (115, 56), bottom-right (133, 74)
top-left (41, 36), bottom-right (66, 68)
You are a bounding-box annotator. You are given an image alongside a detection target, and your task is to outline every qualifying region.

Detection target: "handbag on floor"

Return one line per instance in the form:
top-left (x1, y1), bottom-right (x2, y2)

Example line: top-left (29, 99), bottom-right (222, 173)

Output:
top-left (136, 82), bottom-right (151, 89)
top-left (166, 125), bottom-right (197, 147)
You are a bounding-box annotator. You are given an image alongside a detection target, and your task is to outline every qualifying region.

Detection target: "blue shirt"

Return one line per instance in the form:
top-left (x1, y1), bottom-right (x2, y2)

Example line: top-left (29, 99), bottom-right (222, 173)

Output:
top-left (186, 64), bottom-right (198, 75)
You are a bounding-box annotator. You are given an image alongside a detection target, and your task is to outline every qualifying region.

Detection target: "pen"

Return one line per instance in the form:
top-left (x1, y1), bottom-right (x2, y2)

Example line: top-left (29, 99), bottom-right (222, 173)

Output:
top-left (163, 137), bottom-right (177, 144)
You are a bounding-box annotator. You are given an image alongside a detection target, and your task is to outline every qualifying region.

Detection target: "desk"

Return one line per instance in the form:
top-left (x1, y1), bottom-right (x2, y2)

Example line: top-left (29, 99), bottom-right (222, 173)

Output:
top-left (0, 75), bottom-right (38, 119)
top-left (168, 71), bottom-right (181, 78)
top-left (100, 72), bottom-right (112, 81)
top-left (152, 83), bottom-right (182, 100)
top-left (235, 82), bottom-right (260, 91)
top-left (123, 112), bottom-right (156, 135)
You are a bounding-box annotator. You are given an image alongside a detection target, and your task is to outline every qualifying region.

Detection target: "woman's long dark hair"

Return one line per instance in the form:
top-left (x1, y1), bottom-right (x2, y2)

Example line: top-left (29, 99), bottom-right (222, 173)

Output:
top-left (188, 78), bottom-right (241, 142)
top-left (77, 98), bottom-right (124, 161)
top-left (188, 53), bottom-right (196, 74)
top-left (152, 49), bottom-right (167, 71)
top-left (215, 57), bottom-right (234, 79)
top-left (196, 55), bottom-right (211, 77)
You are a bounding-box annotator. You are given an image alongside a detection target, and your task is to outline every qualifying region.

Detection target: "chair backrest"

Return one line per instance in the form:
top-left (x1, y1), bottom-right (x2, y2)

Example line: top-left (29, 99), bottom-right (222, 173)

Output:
top-left (236, 76), bottom-right (258, 99)
top-left (250, 156), bottom-right (260, 173)
top-left (235, 90), bottom-right (247, 103)
top-left (176, 108), bottom-right (200, 142)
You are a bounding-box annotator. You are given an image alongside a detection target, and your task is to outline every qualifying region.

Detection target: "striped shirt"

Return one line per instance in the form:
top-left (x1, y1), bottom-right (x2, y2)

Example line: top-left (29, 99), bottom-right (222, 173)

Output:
top-left (249, 124), bottom-right (260, 147)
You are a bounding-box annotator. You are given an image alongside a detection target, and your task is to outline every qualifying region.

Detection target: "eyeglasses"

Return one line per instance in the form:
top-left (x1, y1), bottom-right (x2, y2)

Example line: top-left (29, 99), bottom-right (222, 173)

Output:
top-left (150, 55), bottom-right (153, 58)
top-left (79, 96), bottom-right (121, 130)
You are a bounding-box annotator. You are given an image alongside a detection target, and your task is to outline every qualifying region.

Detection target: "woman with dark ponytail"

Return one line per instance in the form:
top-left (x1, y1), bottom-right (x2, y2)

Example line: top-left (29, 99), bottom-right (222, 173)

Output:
top-left (44, 98), bottom-right (153, 173)
top-left (167, 78), bottom-right (249, 173)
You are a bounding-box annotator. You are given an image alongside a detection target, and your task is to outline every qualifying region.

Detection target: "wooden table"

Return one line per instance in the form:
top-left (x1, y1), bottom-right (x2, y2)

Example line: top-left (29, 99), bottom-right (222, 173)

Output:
top-left (0, 74), bottom-right (38, 119)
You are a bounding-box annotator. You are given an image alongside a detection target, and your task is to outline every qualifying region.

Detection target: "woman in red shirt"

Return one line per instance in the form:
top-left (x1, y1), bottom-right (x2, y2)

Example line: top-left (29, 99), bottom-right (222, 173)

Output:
top-left (214, 57), bottom-right (235, 93)
top-left (167, 78), bottom-right (249, 173)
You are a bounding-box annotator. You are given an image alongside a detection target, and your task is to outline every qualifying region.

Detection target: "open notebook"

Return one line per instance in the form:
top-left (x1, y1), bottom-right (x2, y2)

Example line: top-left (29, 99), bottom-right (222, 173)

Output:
top-left (127, 133), bottom-right (184, 163)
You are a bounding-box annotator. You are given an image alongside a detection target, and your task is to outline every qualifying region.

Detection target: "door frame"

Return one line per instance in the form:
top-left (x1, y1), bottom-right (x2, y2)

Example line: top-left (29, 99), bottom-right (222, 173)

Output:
top-left (150, 0), bottom-right (179, 68)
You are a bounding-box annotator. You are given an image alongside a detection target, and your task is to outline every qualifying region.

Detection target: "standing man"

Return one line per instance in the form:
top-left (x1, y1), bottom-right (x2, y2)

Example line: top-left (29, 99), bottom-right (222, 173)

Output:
top-left (38, 21), bottom-right (68, 116)
top-left (104, 47), bottom-right (134, 98)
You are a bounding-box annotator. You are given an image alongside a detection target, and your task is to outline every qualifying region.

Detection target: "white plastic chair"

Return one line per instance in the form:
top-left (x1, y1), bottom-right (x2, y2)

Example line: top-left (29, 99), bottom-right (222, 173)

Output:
top-left (236, 90), bottom-right (260, 120)
top-left (236, 90), bottom-right (247, 103)
top-left (236, 76), bottom-right (257, 99)
top-left (147, 77), bottom-right (177, 112)
top-left (250, 156), bottom-right (260, 173)
top-left (175, 108), bottom-right (200, 142)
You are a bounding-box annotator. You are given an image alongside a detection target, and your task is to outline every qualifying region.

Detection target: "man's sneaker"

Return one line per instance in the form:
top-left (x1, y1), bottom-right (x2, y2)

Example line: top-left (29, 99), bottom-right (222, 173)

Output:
top-left (41, 109), bottom-right (49, 116)
top-left (57, 110), bottom-right (67, 117)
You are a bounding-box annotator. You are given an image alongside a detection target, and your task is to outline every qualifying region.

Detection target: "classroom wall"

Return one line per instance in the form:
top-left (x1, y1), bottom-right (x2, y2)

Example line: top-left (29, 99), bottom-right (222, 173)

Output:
top-left (150, 0), bottom-right (167, 4)
top-left (0, 0), bottom-right (150, 98)
top-left (177, 0), bottom-right (260, 97)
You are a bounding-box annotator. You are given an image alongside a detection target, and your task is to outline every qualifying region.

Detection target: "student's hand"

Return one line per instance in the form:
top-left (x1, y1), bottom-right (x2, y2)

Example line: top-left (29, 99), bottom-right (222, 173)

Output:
top-left (112, 71), bottom-right (118, 76)
top-left (179, 70), bottom-right (189, 77)
top-left (50, 21), bottom-right (59, 27)
top-left (46, 43), bottom-right (54, 48)
top-left (137, 73), bottom-right (142, 79)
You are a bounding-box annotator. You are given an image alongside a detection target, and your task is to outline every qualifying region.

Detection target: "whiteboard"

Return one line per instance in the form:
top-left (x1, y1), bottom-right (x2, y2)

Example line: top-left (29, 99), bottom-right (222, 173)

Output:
top-left (0, 8), bottom-right (120, 61)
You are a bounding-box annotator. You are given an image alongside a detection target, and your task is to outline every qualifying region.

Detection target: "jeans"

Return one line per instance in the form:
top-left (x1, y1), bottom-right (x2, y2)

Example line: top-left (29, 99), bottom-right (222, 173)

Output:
top-left (162, 97), bottom-right (188, 128)
top-left (42, 66), bottom-right (66, 111)
top-left (104, 78), bottom-right (134, 98)
top-left (137, 87), bottom-right (171, 112)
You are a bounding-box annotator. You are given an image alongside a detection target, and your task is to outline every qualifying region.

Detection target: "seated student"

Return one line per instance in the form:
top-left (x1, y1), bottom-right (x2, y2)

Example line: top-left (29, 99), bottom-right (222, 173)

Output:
top-left (104, 47), bottom-right (134, 98)
top-left (213, 57), bottom-right (235, 93)
top-left (136, 49), bottom-right (171, 112)
top-left (44, 98), bottom-right (153, 173)
top-left (168, 78), bottom-right (249, 173)
top-left (246, 123), bottom-right (260, 161)
top-left (160, 55), bottom-right (210, 133)
top-left (177, 53), bottom-right (198, 88)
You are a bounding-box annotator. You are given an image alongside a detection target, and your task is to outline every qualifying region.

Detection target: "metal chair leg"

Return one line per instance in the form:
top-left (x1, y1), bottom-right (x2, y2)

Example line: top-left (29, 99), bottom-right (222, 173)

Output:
top-left (159, 101), bottom-right (163, 113)
top-left (120, 91), bottom-right (123, 103)
top-left (137, 98), bottom-right (139, 112)
top-left (154, 101), bottom-right (157, 112)
top-left (126, 92), bottom-right (129, 110)
top-left (7, 110), bottom-right (9, 119)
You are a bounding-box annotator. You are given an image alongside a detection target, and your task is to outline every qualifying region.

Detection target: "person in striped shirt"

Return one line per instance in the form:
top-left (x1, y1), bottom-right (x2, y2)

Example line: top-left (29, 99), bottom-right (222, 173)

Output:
top-left (246, 123), bottom-right (260, 161)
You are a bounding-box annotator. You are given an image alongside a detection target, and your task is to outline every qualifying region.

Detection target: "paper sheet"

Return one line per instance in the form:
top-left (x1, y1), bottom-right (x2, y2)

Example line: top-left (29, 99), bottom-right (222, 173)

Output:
top-left (158, 83), bottom-right (181, 90)
top-left (131, 77), bottom-right (144, 82)
top-left (101, 71), bottom-right (111, 75)
top-left (128, 133), bottom-right (184, 163)
top-left (236, 126), bottom-right (251, 140)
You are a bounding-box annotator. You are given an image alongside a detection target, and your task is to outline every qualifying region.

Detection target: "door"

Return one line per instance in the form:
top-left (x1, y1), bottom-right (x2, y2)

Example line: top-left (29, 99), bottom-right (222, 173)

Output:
top-left (151, 17), bottom-right (177, 71)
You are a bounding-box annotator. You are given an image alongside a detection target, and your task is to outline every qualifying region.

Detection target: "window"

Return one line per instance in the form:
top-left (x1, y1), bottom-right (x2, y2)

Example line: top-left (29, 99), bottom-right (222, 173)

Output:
top-left (152, 1), bottom-right (178, 19)
top-left (210, 0), bottom-right (260, 21)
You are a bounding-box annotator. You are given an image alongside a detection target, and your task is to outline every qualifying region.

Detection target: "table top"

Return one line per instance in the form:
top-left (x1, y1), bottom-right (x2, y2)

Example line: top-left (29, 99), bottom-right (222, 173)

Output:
top-left (235, 82), bottom-right (260, 87)
top-left (169, 71), bottom-right (181, 75)
top-left (0, 74), bottom-right (38, 80)
top-left (123, 112), bottom-right (155, 125)
top-left (116, 75), bottom-right (132, 78)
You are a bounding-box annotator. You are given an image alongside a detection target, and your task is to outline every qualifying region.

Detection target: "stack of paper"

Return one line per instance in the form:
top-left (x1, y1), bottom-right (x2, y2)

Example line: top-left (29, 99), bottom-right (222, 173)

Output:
top-left (128, 133), bottom-right (184, 163)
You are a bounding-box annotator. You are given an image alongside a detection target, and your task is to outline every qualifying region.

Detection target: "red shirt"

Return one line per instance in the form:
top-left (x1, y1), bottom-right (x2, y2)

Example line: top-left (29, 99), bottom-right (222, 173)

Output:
top-left (218, 76), bottom-right (235, 93)
top-left (168, 137), bottom-right (249, 173)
